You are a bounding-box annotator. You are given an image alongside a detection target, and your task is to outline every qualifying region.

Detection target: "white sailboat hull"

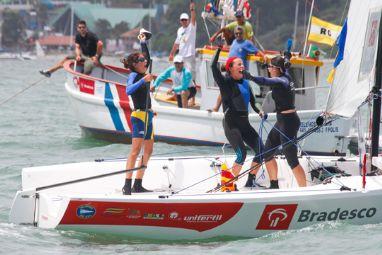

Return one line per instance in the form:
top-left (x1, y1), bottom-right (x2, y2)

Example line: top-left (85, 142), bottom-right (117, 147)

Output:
top-left (9, 155), bottom-right (382, 240)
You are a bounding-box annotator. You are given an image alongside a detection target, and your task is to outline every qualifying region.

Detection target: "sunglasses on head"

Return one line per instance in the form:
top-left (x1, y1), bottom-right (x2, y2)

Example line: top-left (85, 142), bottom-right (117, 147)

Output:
top-left (135, 57), bottom-right (146, 63)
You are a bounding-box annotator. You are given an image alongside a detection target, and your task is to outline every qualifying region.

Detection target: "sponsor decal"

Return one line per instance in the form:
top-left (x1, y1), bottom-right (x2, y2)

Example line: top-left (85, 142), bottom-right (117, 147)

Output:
top-left (143, 213), bottom-right (165, 220)
top-left (256, 204), bottom-right (298, 230)
top-left (60, 201), bottom-right (243, 232)
top-left (76, 205), bottom-right (96, 219)
top-left (184, 214), bottom-right (223, 223)
top-left (127, 208), bottom-right (141, 219)
top-left (77, 77), bottom-right (95, 94)
top-left (103, 208), bottom-right (125, 216)
top-left (297, 207), bottom-right (377, 222)
top-left (169, 211), bottom-right (179, 220)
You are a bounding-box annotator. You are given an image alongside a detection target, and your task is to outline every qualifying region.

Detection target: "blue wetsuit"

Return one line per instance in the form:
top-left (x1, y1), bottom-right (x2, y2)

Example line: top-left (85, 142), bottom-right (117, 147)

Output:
top-left (125, 41), bottom-right (153, 140)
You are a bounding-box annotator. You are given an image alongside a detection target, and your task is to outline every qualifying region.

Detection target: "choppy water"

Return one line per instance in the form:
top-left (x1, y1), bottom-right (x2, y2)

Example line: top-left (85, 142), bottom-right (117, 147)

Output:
top-left (1, 56), bottom-right (382, 255)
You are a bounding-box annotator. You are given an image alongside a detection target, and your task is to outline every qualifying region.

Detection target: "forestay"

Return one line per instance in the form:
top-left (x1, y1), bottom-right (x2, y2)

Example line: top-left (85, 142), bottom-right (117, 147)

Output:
top-left (326, 0), bottom-right (382, 118)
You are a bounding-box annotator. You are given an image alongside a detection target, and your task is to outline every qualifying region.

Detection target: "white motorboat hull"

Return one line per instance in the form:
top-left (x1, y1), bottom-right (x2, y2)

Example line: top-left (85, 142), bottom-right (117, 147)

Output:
top-left (64, 62), bottom-right (352, 154)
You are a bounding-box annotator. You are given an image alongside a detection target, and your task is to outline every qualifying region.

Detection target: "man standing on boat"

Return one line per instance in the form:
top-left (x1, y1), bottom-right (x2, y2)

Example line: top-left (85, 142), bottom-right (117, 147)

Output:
top-left (152, 55), bottom-right (192, 108)
top-left (209, 10), bottom-right (254, 45)
top-left (169, 1), bottom-right (196, 87)
top-left (39, 20), bottom-right (103, 77)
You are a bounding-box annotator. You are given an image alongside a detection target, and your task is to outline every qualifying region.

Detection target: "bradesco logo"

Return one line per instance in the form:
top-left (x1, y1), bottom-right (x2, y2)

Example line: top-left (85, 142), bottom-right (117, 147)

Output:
top-left (298, 207), bottom-right (377, 222)
top-left (256, 204), bottom-right (298, 230)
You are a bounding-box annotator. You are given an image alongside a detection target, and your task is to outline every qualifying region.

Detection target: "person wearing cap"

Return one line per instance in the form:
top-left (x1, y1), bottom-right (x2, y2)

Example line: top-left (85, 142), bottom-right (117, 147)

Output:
top-left (121, 33), bottom-right (154, 195)
top-left (210, 10), bottom-right (254, 45)
top-left (169, 1), bottom-right (196, 82)
top-left (210, 45), bottom-right (265, 188)
top-left (152, 55), bottom-right (192, 108)
top-left (243, 56), bottom-right (307, 189)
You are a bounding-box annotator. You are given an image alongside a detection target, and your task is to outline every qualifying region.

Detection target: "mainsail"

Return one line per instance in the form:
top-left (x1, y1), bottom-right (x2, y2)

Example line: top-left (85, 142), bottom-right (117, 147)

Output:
top-left (325, 0), bottom-right (382, 118)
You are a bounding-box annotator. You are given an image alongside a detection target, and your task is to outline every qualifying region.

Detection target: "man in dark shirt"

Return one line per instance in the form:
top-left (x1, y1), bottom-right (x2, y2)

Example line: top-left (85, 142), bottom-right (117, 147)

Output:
top-left (39, 20), bottom-right (103, 77)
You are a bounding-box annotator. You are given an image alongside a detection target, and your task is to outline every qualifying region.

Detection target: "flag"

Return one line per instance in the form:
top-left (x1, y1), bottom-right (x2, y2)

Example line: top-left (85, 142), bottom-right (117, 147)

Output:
top-left (308, 16), bottom-right (342, 46)
top-left (327, 19), bottom-right (348, 84)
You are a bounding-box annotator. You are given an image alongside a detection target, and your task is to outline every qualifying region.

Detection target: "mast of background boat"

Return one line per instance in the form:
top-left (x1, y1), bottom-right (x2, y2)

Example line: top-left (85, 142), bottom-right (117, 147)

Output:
top-left (302, 0), bottom-right (314, 56)
top-left (292, 0), bottom-right (299, 51)
top-left (70, 3), bottom-right (74, 49)
top-left (370, 12), bottom-right (382, 172)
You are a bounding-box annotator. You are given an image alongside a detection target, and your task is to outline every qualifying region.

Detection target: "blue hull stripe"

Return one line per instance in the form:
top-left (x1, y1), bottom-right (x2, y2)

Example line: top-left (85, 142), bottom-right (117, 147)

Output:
top-left (104, 83), bottom-right (125, 132)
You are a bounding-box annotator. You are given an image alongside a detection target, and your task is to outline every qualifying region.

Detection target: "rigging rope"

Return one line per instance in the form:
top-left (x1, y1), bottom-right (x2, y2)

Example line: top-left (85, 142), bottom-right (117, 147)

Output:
top-left (0, 77), bottom-right (47, 107)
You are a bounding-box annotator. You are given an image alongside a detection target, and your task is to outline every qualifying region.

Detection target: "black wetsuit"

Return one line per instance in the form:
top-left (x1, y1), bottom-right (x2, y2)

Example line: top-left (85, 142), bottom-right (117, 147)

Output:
top-left (247, 71), bottom-right (300, 169)
top-left (211, 48), bottom-right (263, 165)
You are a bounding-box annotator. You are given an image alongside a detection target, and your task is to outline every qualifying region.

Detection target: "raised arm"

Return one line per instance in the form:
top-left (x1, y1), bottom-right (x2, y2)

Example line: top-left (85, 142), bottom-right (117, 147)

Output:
top-left (140, 41), bottom-right (151, 68)
top-left (190, 1), bottom-right (196, 26)
top-left (210, 47), bottom-right (225, 86)
top-left (126, 72), bottom-right (145, 95)
top-left (244, 71), bottom-right (290, 88)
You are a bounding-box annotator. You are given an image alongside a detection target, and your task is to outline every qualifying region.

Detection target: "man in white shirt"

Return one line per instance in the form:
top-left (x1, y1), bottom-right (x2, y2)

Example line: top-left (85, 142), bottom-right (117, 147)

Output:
top-left (169, 1), bottom-right (196, 81)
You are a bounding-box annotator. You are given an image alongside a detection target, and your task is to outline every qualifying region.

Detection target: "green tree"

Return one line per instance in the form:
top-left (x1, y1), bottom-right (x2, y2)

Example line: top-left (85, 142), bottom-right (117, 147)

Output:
top-left (1, 9), bottom-right (26, 49)
top-left (94, 19), bottom-right (112, 46)
top-left (113, 21), bottom-right (130, 39)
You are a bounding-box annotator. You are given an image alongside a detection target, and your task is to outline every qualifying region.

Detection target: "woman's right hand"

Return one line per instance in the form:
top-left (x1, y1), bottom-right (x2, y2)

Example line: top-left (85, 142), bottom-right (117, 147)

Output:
top-left (143, 74), bottom-right (153, 82)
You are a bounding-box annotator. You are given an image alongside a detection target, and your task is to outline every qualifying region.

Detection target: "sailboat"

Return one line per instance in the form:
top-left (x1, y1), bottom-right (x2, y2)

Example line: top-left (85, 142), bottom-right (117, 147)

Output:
top-left (8, 0), bottom-right (382, 240)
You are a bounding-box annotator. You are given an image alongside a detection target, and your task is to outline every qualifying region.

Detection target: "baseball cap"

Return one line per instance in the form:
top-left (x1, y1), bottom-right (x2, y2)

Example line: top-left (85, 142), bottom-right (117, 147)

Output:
top-left (180, 13), bottom-right (189, 20)
top-left (174, 55), bottom-right (184, 63)
top-left (235, 10), bottom-right (244, 17)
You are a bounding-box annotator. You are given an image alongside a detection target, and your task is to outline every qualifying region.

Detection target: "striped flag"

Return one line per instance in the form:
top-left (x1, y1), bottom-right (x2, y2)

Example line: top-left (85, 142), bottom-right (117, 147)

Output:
top-left (327, 19), bottom-right (347, 84)
top-left (308, 16), bottom-right (342, 46)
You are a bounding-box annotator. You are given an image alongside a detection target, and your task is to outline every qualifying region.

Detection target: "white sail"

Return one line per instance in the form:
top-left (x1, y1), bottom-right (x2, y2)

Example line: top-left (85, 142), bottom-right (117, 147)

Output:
top-left (325, 0), bottom-right (382, 118)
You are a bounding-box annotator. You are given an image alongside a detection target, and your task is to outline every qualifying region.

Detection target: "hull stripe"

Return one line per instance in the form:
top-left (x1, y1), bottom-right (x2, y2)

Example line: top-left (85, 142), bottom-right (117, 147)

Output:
top-left (115, 85), bottom-right (133, 131)
top-left (104, 83), bottom-right (125, 132)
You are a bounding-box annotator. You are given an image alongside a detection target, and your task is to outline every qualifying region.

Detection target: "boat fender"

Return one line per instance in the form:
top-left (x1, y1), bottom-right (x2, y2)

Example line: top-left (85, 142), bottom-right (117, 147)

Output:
top-left (316, 116), bottom-right (324, 126)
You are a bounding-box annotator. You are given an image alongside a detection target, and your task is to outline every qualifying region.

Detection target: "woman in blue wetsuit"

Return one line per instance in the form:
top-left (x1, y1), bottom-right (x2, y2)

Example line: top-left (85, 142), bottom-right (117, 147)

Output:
top-left (121, 34), bottom-right (154, 195)
top-left (211, 46), bottom-right (264, 185)
top-left (245, 56), bottom-right (307, 188)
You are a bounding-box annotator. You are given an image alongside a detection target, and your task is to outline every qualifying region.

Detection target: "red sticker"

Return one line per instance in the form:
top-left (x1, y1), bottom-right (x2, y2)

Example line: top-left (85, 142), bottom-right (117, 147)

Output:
top-left (60, 201), bottom-right (243, 232)
top-left (256, 204), bottom-right (298, 230)
top-left (78, 77), bottom-right (95, 94)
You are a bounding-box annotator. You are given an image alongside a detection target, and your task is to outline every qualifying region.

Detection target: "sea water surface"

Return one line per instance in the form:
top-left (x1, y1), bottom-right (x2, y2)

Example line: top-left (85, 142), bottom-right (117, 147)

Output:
top-left (1, 56), bottom-right (382, 255)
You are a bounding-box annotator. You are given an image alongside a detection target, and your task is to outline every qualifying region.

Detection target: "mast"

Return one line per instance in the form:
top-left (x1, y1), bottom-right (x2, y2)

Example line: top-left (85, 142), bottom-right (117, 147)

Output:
top-left (371, 11), bottom-right (382, 170)
top-left (302, 0), bottom-right (315, 56)
top-left (293, 0), bottom-right (299, 51)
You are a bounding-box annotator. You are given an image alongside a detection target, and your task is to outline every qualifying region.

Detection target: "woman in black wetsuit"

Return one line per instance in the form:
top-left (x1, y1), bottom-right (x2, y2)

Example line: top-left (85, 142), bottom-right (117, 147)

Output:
top-left (245, 56), bottom-right (307, 188)
top-left (211, 46), bottom-right (264, 183)
top-left (121, 34), bottom-right (154, 195)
